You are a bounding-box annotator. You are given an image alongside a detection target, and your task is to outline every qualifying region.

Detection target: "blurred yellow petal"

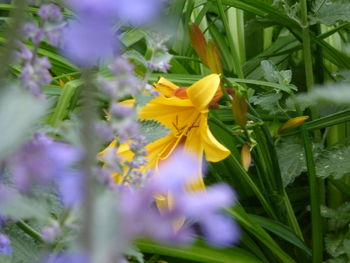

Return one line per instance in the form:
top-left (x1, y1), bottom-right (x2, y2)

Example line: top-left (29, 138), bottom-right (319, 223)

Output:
top-left (200, 115), bottom-right (230, 162)
top-left (187, 74), bottom-right (220, 112)
top-left (154, 77), bottom-right (179, 97)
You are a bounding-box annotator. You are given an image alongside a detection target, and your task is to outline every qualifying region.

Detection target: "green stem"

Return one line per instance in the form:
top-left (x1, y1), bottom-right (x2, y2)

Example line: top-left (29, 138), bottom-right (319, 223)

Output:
top-left (16, 220), bottom-right (43, 243)
top-left (216, 0), bottom-right (244, 78)
top-left (301, 127), bottom-right (323, 263)
top-left (0, 0), bottom-right (27, 88)
top-left (300, 0), bottom-right (319, 124)
top-left (80, 69), bottom-right (96, 253)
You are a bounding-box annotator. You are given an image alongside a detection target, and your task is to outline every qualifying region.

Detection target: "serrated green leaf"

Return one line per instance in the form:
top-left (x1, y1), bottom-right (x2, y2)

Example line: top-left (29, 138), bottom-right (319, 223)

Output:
top-left (139, 120), bottom-right (170, 143)
top-left (135, 93), bottom-right (153, 107)
top-left (316, 146), bottom-right (350, 179)
top-left (313, 0), bottom-right (350, 25)
top-left (276, 136), bottom-right (307, 187)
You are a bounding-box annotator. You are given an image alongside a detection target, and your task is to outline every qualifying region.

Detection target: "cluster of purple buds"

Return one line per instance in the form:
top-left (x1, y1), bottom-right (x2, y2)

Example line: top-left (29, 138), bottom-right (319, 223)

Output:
top-left (24, 4), bottom-right (64, 46)
top-left (19, 52), bottom-right (52, 98)
top-left (145, 33), bottom-right (172, 73)
top-left (100, 57), bottom-right (141, 99)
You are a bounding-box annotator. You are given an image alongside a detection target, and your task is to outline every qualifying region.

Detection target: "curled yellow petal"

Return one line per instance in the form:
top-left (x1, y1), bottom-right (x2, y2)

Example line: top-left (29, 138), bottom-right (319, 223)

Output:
top-left (278, 116), bottom-right (309, 134)
top-left (154, 77), bottom-right (179, 97)
top-left (199, 115), bottom-right (230, 162)
top-left (187, 74), bottom-right (221, 112)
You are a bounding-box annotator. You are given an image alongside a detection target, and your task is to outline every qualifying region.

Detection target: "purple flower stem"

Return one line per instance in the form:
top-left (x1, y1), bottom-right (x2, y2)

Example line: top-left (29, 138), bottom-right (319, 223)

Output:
top-left (0, 0), bottom-right (27, 88)
top-left (80, 69), bottom-right (96, 254)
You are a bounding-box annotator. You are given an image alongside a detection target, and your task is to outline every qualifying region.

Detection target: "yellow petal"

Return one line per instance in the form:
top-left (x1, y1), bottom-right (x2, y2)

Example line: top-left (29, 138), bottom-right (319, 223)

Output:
top-left (145, 133), bottom-right (179, 169)
top-left (200, 115), bottom-right (230, 162)
top-left (139, 96), bottom-right (196, 134)
top-left (186, 74), bottom-right (221, 112)
top-left (154, 77), bottom-right (179, 97)
top-left (120, 99), bottom-right (135, 106)
top-left (184, 125), bottom-right (206, 191)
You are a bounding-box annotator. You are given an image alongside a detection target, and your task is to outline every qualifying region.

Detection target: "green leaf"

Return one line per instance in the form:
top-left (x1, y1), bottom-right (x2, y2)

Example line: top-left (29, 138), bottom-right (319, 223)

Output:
top-left (139, 120), bottom-right (170, 143)
top-left (276, 136), bottom-right (307, 187)
top-left (0, 224), bottom-right (41, 263)
top-left (316, 146), bottom-right (350, 179)
top-left (48, 79), bottom-right (82, 127)
top-left (0, 88), bottom-right (49, 160)
top-left (250, 215), bottom-right (311, 256)
top-left (0, 186), bottom-right (50, 221)
top-left (260, 60), bottom-right (292, 85)
top-left (136, 239), bottom-right (263, 263)
top-left (250, 92), bottom-right (283, 114)
top-left (313, 0), bottom-right (350, 25)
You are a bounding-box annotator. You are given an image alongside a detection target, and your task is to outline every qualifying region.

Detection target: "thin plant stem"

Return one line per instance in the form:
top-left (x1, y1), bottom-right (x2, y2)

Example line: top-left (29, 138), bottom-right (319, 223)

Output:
top-left (300, 0), bottom-right (319, 123)
top-left (16, 220), bottom-right (43, 243)
top-left (0, 0), bottom-right (27, 88)
top-left (80, 69), bottom-right (96, 253)
top-left (301, 126), bottom-right (323, 263)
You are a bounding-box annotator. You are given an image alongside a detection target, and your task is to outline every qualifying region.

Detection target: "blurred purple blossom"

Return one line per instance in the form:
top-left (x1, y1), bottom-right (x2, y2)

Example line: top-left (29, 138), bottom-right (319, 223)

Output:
top-left (20, 56), bottom-right (52, 98)
top-left (0, 233), bottom-right (12, 255)
top-left (114, 0), bottom-right (163, 25)
top-left (109, 104), bottom-right (133, 119)
top-left (113, 150), bottom-right (240, 247)
top-left (43, 251), bottom-right (89, 263)
top-left (41, 224), bottom-right (60, 243)
top-left (7, 133), bottom-right (81, 193)
top-left (38, 4), bottom-right (63, 22)
top-left (57, 172), bottom-right (83, 207)
top-left (61, 19), bottom-right (117, 66)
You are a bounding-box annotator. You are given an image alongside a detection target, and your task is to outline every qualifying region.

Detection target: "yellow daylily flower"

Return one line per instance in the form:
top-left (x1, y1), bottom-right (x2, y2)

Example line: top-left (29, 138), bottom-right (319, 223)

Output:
top-left (100, 74), bottom-right (230, 192)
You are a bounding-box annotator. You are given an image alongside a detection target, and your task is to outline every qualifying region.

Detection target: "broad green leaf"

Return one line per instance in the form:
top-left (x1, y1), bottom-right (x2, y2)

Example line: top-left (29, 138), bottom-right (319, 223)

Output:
top-left (316, 146), bottom-right (350, 179)
top-left (276, 136), bottom-right (307, 187)
top-left (312, 0), bottom-right (350, 25)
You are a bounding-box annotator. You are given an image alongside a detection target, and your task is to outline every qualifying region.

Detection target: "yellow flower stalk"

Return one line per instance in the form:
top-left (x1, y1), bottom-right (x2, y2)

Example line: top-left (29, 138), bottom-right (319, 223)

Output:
top-left (100, 74), bottom-right (230, 193)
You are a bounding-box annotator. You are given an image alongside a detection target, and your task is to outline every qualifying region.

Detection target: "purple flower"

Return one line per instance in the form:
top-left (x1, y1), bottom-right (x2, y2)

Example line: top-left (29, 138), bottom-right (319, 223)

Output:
top-left (114, 0), bottom-right (163, 25)
top-left (61, 19), bottom-right (117, 66)
top-left (22, 23), bottom-right (45, 44)
top-left (109, 104), bottom-right (133, 119)
top-left (7, 133), bottom-right (80, 193)
top-left (20, 56), bottom-right (52, 98)
top-left (113, 150), bottom-right (239, 248)
top-left (67, 0), bottom-right (119, 22)
top-left (0, 233), bottom-right (12, 255)
top-left (43, 251), bottom-right (89, 263)
top-left (41, 224), bottom-right (60, 243)
top-left (57, 172), bottom-right (83, 207)
top-left (38, 4), bottom-right (63, 22)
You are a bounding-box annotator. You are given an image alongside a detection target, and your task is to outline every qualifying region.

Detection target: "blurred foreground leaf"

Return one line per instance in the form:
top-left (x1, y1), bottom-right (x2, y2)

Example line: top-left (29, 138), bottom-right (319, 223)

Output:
top-left (0, 88), bottom-right (49, 160)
